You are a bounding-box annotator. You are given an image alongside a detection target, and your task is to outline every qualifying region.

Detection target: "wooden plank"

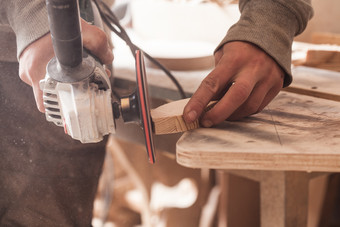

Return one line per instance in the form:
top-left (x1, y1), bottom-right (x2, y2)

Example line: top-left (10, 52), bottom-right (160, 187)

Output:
top-left (151, 98), bottom-right (198, 135)
top-left (151, 98), bottom-right (216, 135)
top-left (282, 85), bottom-right (340, 102)
top-left (176, 91), bottom-right (340, 172)
top-left (291, 66), bottom-right (340, 96)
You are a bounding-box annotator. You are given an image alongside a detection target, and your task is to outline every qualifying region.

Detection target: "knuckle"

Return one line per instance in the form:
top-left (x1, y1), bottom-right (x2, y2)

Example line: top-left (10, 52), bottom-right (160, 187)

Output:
top-left (83, 27), bottom-right (107, 51)
top-left (96, 31), bottom-right (108, 47)
top-left (93, 31), bottom-right (108, 52)
top-left (18, 67), bottom-right (25, 81)
top-left (234, 81), bottom-right (252, 100)
top-left (200, 76), bottom-right (219, 95)
top-left (19, 66), bottom-right (32, 84)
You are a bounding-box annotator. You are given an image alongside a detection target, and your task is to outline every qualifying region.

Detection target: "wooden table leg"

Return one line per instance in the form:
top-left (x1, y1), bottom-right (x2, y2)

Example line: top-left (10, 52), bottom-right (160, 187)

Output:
top-left (224, 170), bottom-right (312, 227)
top-left (218, 172), bottom-right (229, 227)
top-left (260, 171), bottom-right (309, 227)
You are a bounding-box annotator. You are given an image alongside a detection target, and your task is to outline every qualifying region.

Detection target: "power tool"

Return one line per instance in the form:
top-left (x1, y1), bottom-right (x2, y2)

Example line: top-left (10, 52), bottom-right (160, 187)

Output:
top-left (40, 0), bottom-right (160, 163)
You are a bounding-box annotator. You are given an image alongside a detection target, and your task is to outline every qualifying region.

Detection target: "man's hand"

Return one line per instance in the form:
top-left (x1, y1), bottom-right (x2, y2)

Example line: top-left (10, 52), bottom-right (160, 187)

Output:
top-left (183, 41), bottom-right (284, 127)
top-left (19, 19), bottom-right (114, 113)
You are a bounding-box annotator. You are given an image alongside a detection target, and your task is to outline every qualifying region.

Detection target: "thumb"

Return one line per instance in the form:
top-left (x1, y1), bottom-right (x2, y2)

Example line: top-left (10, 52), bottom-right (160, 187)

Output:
top-left (81, 19), bottom-right (113, 65)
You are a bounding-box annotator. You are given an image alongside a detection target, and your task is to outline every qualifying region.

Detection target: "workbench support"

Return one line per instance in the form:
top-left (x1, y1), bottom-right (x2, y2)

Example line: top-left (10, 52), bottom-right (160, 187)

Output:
top-left (217, 170), bottom-right (325, 227)
top-left (260, 171), bottom-right (309, 227)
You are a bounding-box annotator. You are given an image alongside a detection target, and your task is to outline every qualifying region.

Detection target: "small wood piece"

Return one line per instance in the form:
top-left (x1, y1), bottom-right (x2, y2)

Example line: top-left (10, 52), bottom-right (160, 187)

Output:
top-left (151, 98), bottom-right (198, 135)
top-left (304, 50), bottom-right (340, 72)
top-left (151, 98), bottom-right (216, 135)
top-left (292, 41), bottom-right (340, 72)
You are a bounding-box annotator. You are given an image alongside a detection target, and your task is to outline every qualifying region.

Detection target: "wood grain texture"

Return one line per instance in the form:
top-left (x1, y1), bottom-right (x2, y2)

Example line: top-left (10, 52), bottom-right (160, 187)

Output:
top-left (176, 92), bottom-right (340, 172)
top-left (151, 98), bottom-right (199, 135)
top-left (151, 98), bottom-right (216, 135)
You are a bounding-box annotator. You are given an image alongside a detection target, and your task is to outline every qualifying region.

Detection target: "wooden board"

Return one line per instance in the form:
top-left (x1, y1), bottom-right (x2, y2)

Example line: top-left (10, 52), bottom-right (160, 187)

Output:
top-left (292, 41), bottom-right (340, 72)
top-left (151, 98), bottom-right (216, 135)
top-left (290, 66), bottom-right (340, 96)
top-left (151, 98), bottom-right (199, 135)
top-left (176, 91), bottom-right (340, 172)
top-left (282, 85), bottom-right (340, 102)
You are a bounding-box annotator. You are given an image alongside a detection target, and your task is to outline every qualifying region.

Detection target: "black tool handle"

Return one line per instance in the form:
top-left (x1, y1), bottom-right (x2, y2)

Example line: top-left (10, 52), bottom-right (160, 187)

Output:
top-left (46, 0), bottom-right (82, 68)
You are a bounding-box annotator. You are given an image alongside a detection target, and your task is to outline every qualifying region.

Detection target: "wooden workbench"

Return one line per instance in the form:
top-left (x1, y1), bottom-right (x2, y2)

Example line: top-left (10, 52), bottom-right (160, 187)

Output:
top-left (176, 66), bottom-right (340, 227)
top-left (177, 91), bottom-right (340, 172)
top-left (112, 34), bottom-right (340, 226)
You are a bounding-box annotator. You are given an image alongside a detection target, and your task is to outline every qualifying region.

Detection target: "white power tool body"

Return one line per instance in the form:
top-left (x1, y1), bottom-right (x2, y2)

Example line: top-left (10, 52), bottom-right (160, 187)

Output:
top-left (40, 54), bottom-right (115, 143)
top-left (40, 0), bottom-right (156, 163)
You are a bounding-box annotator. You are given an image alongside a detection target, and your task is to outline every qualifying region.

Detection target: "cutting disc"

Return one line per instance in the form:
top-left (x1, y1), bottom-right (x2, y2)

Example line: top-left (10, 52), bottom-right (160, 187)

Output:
top-left (135, 50), bottom-right (156, 164)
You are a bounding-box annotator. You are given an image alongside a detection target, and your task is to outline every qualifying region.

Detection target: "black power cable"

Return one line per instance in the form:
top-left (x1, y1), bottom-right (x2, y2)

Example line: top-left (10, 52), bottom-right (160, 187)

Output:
top-left (93, 0), bottom-right (187, 99)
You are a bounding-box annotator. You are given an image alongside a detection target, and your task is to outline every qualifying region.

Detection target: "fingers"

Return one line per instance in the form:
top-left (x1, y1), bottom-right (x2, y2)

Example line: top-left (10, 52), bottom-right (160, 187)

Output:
top-left (81, 19), bottom-right (113, 65)
top-left (201, 76), bottom-right (256, 126)
top-left (19, 69), bottom-right (46, 113)
top-left (183, 43), bottom-right (243, 124)
top-left (19, 33), bottom-right (54, 113)
top-left (32, 84), bottom-right (45, 113)
top-left (183, 41), bottom-right (285, 127)
top-left (182, 64), bottom-right (233, 124)
top-left (227, 78), bottom-right (283, 120)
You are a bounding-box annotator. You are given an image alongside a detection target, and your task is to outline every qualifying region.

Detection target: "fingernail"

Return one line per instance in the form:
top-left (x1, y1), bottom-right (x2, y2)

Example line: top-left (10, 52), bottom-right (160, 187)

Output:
top-left (202, 120), bottom-right (213, 128)
top-left (186, 110), bottom-right (197, 122)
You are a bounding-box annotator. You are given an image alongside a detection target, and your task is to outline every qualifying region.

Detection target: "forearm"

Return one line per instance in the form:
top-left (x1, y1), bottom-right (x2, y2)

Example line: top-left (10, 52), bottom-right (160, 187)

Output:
top-left (216, 0), bottom-right (313, 87)
top-left (3, 0), bottom-right (49, 59)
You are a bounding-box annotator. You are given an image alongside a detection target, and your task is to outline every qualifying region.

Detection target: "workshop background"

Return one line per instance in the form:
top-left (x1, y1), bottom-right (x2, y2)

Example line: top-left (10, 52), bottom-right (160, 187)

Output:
top-left (92, 0), bottom-right (340, 226)
top-left (1, 0), bottom-right (340, 227)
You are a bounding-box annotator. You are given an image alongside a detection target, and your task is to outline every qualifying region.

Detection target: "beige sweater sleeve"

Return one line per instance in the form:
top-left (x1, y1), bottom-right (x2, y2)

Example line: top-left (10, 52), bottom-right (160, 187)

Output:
top-left (216, 0), bottom-right (313, 87)
top-left (0, 0), bottom-right (50, 59)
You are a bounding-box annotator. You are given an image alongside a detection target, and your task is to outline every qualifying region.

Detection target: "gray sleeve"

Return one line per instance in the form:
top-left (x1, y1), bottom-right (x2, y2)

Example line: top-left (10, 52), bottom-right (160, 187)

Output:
top-left (215, 0), bottom-right (313, 87)
top-left (1, 1), bottom-right (50, 59)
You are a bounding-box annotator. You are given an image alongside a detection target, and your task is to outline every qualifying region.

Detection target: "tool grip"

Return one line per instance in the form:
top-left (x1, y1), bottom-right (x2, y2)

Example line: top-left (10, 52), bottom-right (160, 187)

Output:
top-left (46, 0), bottom-right (82, 68)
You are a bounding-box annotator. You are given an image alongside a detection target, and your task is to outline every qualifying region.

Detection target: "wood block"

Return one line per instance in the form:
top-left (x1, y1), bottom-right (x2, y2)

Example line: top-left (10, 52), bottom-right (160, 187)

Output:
top-left (304, 50), bottom-right (340, 71)
top-left (292, 41), bottom-right (340, 72)
top-left (151, 98), bottom-right (216, 135)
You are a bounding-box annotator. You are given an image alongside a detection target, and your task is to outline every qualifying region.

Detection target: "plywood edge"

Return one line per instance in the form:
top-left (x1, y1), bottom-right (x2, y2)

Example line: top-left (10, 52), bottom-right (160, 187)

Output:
top-left (176, 145), bottom-right (340, 172)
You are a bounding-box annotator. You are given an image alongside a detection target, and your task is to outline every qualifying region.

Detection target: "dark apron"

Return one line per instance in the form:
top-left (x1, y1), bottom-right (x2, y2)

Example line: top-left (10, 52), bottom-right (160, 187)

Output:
top-left (0, 60), bottom-right (106, 226)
